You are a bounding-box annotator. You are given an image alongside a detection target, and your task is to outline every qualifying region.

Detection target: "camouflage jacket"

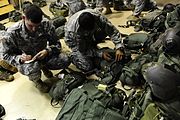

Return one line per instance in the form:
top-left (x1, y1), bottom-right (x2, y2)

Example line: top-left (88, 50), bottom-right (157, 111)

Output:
top-left (64, 9), bottom-right (123, 58)
top-left (1, 19), bottom-right (61, 66)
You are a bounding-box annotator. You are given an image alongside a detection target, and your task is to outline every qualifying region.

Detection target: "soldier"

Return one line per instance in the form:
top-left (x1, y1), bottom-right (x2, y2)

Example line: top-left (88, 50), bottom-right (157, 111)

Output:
top-left (64, 9), bottom-right (124, 74)
top-left (1, 4), bottom-right (71, 93)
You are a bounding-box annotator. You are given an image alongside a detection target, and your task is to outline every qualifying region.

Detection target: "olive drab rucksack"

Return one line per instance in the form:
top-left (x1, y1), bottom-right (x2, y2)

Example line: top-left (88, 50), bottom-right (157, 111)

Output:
top-left (165, 4), bottom-right (180, 28)
top-left (48, 69), bottom-right (86, 106)
top-left (119, 53), bottom-right (156, 88)
top-left (50, 16), bottom-right (67, 38)
top-left (122, 33), bottom-right (155, 53)
top-left (49, 1), bottom-right (69, 17)
top-left (96, 48), bottom-right (131, 85)
top-left (51, 16), bottom-right (67, 29)
top-left (8, 10), bottom-right (22, 22)
top-left (55, 80), bottom-right (127, 120)
top-left (134, 9), bottom-right (166, 33)
top-left (32, 0), bottom-right (47, 7)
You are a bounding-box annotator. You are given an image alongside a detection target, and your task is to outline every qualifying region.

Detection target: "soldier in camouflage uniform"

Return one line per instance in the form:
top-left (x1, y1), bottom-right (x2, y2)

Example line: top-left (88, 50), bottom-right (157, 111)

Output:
top-left (1, 5), bottom-right (70, 93)
top-left (123, 0), bottom-right (157, 17)
top-left (64, 9), bottom-right (124, 73)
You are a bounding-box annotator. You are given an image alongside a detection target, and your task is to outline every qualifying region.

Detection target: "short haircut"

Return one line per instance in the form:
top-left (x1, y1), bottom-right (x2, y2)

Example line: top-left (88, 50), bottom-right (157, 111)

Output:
top-left (78, 12), bottom-right (95, 30)
top-left (24, 4), bottom-right (43, 23)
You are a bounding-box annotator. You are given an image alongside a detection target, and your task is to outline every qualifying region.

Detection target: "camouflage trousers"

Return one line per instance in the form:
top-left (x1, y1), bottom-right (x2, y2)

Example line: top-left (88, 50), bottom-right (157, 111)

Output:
top-left (17, 53), bottom-right (70, 82)
top-left (70, 50), bottom-right (102, 72)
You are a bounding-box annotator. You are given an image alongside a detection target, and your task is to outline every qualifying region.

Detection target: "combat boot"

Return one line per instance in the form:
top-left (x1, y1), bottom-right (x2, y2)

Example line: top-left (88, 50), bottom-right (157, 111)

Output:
top-left (34, 79), bottom-right (50, 93)
top-left (0, 60), bottom-right (18, 73)
top-left (0, 104), bottom-right (5, 118)
top-left (0, 69), bottom-right (14, 82)
top-left (41, 66), bottom-right (53, 78)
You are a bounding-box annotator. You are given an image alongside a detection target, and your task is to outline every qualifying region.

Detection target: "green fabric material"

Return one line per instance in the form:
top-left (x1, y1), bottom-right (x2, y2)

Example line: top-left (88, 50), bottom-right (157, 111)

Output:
top-left (141, 103), bottom-right (160, 120)
top-left (56, 87), bottom-right (126, 120)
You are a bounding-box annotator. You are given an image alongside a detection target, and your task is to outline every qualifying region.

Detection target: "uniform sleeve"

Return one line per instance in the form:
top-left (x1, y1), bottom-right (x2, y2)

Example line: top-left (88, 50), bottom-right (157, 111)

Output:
top-left (98, 15), bottom-right (124, 49)
top-left (44, 21), bottom-right (62, 55)
top-left (64, 25), bottom-right (79, 51)
top-left (1, 32), bottom-right (22, 65)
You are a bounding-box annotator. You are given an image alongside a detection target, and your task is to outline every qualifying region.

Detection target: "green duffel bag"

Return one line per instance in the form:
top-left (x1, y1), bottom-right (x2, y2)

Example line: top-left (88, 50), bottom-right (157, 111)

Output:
top-left (51, 16), bottom-right (67, 29)
top-left (123, 33), bottom-right (152, 51)
top-left (56, 87), bottom-right (126, 120)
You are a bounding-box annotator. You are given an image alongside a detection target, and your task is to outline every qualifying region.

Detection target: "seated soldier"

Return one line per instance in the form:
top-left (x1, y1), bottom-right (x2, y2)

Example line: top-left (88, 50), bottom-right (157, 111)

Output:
top-left (1, 4), bottom-right (71, 93)
top-left (64, 8), bottom-right (124, 74)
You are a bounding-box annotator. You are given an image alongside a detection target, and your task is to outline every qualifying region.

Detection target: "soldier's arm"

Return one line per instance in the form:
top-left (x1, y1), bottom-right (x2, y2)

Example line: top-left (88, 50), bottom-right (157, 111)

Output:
top-left (44, 21), bottom-right (62, 55)
top-left (1, 32), bottom-right (22, 65)
top-left (98, 15), bottom-right (124, 49)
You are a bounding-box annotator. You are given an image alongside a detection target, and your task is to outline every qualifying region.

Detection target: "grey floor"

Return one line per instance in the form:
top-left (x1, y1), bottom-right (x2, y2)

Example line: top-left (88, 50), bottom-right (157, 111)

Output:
top-left (0, 2), bottom-right (137, 120)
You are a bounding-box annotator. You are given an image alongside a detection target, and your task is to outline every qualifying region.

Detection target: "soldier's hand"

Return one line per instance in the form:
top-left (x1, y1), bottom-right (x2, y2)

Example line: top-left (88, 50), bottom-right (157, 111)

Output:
top-left (33, 49), bottom-right (48, 60)
top-left (102, 51), bottom-right (112, 61)
top-left (20, 53), bottom-right (32, 63)
top-left (115, 49), bottom-right (124, 61)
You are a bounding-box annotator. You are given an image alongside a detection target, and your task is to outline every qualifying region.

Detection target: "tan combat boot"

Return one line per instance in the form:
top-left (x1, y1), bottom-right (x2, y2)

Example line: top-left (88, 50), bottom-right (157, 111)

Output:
top-left (0, 60), bottom-right (18, 73)
top-left (0, 70), bottom-right (14, 82)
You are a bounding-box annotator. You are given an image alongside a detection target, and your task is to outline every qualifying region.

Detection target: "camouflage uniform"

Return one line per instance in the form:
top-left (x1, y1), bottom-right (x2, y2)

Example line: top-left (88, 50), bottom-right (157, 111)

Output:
top-left (1, 19), bottom-right (70, 83)
top-left (62, 0), bottom-right (86, 16)
top-left (64, 9), bottom-right (123, 72)
top-left (124, 0), bottom-right (157, 16)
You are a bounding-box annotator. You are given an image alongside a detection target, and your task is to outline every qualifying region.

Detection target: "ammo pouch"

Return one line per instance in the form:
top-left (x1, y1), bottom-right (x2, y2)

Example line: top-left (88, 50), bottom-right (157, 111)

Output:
top-left (9, 10), bottom-right (22, 22)
top-left (49, 2), bottom-right (69, 17)
top-left (120, 54), bottom-right (154, 88)
top-left (123, 33), bottom-right (152, 52)
top-left (51, 16), bottom-right (67, 29)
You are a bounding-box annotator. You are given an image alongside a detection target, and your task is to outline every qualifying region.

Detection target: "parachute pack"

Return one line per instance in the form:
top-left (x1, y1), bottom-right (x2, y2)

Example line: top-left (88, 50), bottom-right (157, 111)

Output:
top-left (55, 80), bottom-right (127, 120)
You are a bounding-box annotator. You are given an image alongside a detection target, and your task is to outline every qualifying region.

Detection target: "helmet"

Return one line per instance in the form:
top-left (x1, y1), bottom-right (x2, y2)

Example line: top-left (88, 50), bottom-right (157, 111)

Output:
top-left (163, 3), bottom-right (175, 13)
top-left (162, 27), bottom-right (180, 55)
top-left (142, 62), bottom-right (180, 101)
